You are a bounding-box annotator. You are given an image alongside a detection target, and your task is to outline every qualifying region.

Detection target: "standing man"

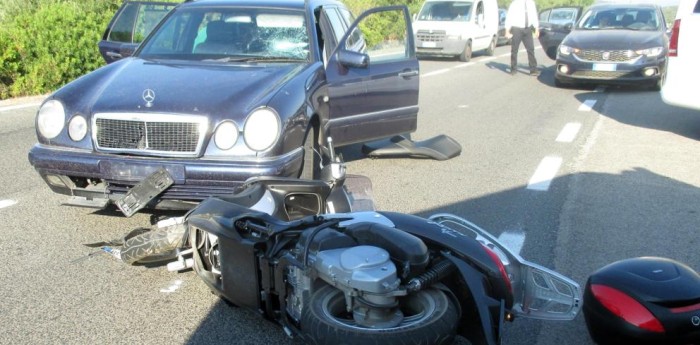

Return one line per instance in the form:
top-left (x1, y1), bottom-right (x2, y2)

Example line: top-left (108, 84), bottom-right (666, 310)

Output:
top-left (505, 0), bottom-right (540, 76)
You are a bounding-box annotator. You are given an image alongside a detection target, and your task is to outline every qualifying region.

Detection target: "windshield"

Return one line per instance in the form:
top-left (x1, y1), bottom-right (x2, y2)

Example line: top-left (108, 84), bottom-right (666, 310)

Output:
top-left (577, 7), bottom-right (660, 31)
top-left (417, 1), bottom-right (473, 21)
top-left (138, 7), bottom-right (310, 62)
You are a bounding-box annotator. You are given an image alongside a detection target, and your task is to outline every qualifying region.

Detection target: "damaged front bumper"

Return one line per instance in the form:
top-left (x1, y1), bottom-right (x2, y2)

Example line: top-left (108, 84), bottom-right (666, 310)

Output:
top-left (28, 144), bottom-right (305, 210)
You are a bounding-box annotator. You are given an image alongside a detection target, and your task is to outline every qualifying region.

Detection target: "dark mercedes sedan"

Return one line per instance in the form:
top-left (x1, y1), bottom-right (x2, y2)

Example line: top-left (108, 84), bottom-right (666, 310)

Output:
top-left (550, 4), bottom-right (668, 89)
top-left (28, 0), bottom-right (419, 211)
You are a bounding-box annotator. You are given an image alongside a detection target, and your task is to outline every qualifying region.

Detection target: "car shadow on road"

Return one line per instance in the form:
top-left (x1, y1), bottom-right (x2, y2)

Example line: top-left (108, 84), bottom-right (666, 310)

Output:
top-left (573, 88), bottom-right (700, 141)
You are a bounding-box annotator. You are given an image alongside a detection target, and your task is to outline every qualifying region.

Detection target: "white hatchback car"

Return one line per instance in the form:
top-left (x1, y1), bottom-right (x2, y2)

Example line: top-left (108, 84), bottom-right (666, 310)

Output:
top-left (661, 0), bottom-right (700, 110)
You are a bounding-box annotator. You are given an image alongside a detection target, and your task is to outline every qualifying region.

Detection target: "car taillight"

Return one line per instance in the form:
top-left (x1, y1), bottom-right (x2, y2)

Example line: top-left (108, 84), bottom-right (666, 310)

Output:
top-left (482, 245), bottom-right (513, 295)
top-left (590, 284), bottom-right (665, 333)
top-left (669, 19), bottom-right (681, 57)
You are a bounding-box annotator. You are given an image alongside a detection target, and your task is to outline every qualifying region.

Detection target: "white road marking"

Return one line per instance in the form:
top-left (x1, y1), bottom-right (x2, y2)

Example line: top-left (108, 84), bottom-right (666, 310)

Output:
top-left (422, 68), bottom-right (451, 77)
top-left (0, 200), bottom-right (17, 209)
top-left (556, 123), bottom-right (582, 143)
top-left (497, 230), bottom-right (526, 255)
top-left (458, 105), bottom-right (469, 108)
top-left (594, 86), bottom-right (607, 92)
top-left (160, 279), bottom-right (183, 293)
top-left (527, 156), bottom-right (562, 191)
top-left (578, 99), bottom-right (597, 112)
top-left (0, 102), bottom-right (41, 112)
top-left (454, 62), bottom-right (476, 68)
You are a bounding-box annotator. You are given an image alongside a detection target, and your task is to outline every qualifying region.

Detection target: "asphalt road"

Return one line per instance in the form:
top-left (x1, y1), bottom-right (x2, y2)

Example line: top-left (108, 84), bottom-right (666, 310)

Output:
top-left (1, 43), bottom-right (699, 345)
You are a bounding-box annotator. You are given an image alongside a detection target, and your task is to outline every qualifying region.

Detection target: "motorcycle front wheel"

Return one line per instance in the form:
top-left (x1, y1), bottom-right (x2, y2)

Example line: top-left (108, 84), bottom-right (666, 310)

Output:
top-left (301, 285), bottom-right (459, 345)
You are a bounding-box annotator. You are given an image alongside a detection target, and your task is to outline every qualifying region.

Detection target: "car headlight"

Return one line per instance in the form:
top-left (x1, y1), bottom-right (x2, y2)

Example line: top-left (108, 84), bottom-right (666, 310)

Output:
top-left (635, 47), bottom-right (664, 57)
top-left (214, 121), bottom-right (240, 151)
top-left (37, 100), bottom-right (65, 139)
top-left (558, 44), bottom-right (574, 56)
top-left (446, 34), bottom-right (462, 40)
top-left (244, 107), bottom-right (280, 152)
top-left (68, 115), bottom-right (87, 141)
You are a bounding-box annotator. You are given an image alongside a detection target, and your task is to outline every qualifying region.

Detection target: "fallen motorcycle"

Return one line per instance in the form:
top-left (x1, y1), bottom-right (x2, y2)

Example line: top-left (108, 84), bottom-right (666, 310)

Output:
top-left (98, 138), bottom-right (582, 345)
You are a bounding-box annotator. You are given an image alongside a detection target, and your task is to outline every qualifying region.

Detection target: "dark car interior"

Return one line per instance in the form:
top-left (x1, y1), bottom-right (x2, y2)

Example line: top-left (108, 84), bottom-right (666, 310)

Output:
top-left (582, 8), bottom-right (660, 30)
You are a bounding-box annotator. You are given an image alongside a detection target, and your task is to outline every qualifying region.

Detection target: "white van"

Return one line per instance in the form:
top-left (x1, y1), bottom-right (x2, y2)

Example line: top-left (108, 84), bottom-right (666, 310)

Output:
top-left (661, 0), bottom-right (700, 111)
top-left (413, 0), bottom-right (499, 61)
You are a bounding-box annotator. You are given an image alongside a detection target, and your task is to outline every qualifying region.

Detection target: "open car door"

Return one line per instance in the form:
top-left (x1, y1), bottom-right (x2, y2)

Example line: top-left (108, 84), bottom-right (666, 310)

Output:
top-left (538, 6), bottom-right (583, 60)
top-left (99, 1), bottom-right (177, 64)
top-left (323, 6), bottom-right (419, 146)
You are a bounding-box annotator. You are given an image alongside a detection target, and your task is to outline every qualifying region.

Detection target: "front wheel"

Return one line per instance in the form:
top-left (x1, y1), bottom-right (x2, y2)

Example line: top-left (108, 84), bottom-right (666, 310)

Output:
top-left (459, 41), bottom-right (472, 62)
top-left (301, 285), bottom-right (459, 345)
top-left (486, 36), bottom-right (496, 56)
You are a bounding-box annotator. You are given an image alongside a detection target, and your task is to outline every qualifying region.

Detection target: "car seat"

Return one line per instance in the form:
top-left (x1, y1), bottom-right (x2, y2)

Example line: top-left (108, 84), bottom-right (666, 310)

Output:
top-left (620, 14), bottom-right (634, 27)
top-left (194, 20), bottom-right (239, 54)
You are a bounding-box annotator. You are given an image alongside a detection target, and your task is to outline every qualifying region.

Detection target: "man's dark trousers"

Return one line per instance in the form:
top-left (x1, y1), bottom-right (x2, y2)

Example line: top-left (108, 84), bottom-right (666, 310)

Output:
top-left (510, 26), bottom-right (537, 73)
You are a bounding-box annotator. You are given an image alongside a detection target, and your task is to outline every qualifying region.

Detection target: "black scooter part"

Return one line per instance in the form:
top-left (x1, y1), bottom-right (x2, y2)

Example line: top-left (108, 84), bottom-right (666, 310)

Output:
top-left (583, 257), bottom-right (700, 345)
top-left (362, 134), bottom-right (462, 161)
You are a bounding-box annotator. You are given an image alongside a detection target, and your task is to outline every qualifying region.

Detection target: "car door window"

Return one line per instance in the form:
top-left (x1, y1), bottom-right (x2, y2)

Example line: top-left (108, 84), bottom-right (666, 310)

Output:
top-left (107, 2), bottom-right (175, 44)
top-left (319, 7), bottom-right (346, 64)
top-left (539, 9), bottom-right (551, 23)
top-left (549, 8), bottom-right (578, 25)
top-left (346, 9), bottom-right (410, 63)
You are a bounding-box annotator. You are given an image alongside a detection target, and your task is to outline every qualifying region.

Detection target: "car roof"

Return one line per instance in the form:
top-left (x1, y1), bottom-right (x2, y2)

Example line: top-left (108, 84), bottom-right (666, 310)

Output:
top-left (182, 0), bottom-right (343, 11)
top-left (587, 3), bottom-right (659, 11)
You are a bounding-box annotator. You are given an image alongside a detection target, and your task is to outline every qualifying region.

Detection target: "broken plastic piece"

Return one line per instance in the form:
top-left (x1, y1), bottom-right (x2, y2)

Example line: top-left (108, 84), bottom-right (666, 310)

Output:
top-left (361, 135), bottom-right (462, 161)
top-left (116, 168), bottom-right (174, 217)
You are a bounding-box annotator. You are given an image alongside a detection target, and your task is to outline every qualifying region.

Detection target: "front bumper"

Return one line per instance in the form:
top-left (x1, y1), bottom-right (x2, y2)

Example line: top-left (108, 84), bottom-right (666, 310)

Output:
top-left (554, 54), bottom-right (666, 86)
top-left (416, 39), bottom-right (467, 57)
top-left (28, 144), bottom-right (304, 208)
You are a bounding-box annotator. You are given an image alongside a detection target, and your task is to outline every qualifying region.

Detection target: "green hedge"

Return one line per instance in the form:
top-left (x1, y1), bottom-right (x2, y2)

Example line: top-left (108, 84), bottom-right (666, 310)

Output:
top-left (0, 0), bottom-right (123, 99)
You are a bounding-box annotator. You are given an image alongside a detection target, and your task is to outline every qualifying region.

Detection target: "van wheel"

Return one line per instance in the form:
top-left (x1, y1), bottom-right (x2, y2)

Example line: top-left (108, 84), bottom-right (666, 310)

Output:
top-left (486, 36), bottom-right (496, 56)
top-left (459, 41), bottom-right (472, 62)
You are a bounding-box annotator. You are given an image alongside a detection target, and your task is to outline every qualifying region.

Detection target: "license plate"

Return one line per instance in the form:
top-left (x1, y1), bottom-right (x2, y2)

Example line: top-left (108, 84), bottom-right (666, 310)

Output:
top-left (593, 63), bottom-right (617, 72)
top-left (116, 168), bottom-right (174, 217)
top-left (422, 42), bottom-right (436, 48)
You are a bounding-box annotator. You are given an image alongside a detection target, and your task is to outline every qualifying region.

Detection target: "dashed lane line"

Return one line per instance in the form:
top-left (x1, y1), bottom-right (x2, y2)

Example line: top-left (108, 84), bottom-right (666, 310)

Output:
top-left (421, 68), bottom-right (451, 77)
top-left (578, 99), bottom-right (597, 112)
top-left (0, 102), bottom-right (41, 112)
top-left (556, 123), bottom-right (582, 143)
top-left (497, 230), bottom-right (526, 255)
top-left (0, 200), bottom-right (18, 209)
top-left (527, 156), bottom-right (563, 191)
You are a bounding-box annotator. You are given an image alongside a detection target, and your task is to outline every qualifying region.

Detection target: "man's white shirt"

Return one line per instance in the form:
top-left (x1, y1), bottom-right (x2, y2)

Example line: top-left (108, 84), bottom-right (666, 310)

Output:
top-left (505, 0), bottom-right (539, 29)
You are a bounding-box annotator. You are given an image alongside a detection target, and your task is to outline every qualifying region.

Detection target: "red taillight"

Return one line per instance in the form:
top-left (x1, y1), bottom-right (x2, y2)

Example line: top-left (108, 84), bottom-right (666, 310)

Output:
top-left (591, 284), bottom-right (665, 333)
top-left (669, 19), bottom-right (681, 57)
top-left (482, 245), bottom-right (513, 295)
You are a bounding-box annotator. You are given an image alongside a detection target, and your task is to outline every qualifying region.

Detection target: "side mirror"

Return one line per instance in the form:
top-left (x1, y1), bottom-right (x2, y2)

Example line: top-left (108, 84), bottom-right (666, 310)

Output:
top-left (413, 13), bottom-right (417, 21)
top-left (337, 49), bottom-right (369, 68)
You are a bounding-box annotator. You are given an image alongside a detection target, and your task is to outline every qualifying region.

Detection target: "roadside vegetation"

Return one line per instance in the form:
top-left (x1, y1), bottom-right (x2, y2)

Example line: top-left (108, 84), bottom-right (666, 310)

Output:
top-left (0, 0), bottom-right (677, 100)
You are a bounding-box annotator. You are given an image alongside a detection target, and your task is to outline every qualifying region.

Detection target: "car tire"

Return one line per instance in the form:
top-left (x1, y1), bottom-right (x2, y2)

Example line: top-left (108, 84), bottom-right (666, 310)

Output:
top-left (486, 36), bottom-right (496, 56)
top-left (459, 41), bottom-right (472, 62)
top-left (299, 125), bottom-right (320, 180)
